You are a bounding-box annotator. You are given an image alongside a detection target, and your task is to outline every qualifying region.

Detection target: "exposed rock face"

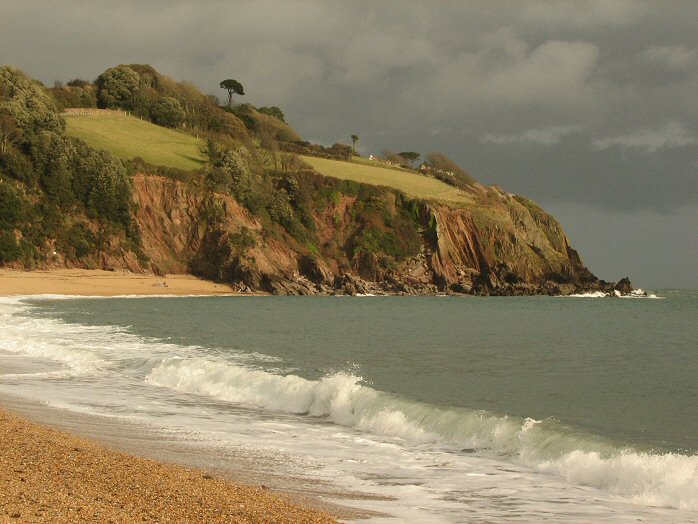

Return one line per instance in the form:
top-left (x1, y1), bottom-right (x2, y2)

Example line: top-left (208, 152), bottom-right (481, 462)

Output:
top-left (93, 174), bottom-right (627, 296)
top-left (419, 187), bottom-right (605, 295)
top-left (131, 174), bottom-right (301, 292)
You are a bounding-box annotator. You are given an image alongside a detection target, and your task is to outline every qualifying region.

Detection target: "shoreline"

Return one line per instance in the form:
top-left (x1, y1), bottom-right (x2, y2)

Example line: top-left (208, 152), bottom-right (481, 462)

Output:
top-left (0, 392), bottom-right (381, 522)
top-left (0, 268), bottom-right (639, 298)
top-left (0, 269), bottom-right (378, 522)
top-left (0, 398), bottom-right (339, 523)
top-left (0, 268), bottom-right (261, 297)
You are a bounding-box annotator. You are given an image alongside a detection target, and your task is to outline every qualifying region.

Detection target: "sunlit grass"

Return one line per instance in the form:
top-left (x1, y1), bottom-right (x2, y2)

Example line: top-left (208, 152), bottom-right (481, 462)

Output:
top-left (65, 112), bottom-right (472, 205)
top-left (301, 156), bottom-right (473, 205)
top-left (65, 111), bottom-right (205, 171)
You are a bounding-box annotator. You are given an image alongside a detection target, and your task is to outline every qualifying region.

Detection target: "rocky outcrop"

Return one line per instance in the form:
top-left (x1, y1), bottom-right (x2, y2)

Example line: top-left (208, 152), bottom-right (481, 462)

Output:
top-left (106, 174), bottom-right (629, 296)
top-left (417, 186), bottom-right (608, 295)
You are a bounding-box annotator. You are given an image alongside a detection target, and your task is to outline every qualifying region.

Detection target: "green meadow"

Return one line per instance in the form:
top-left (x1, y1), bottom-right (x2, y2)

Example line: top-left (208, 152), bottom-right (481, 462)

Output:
top-left (64, 112), bottom-right (471, 204)
top-left (64, 111), bottom-right (205, 171)
top-left (301, 156), bottom-right (473, 205)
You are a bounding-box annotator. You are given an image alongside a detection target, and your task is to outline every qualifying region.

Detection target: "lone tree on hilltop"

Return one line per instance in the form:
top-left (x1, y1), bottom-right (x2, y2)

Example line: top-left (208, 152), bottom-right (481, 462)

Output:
top-left (398, 151), bottom-right (420, 168)
top-left (351, 134), bottom-right (359, 154)
top-left (219, 79), bottom-right (244, 107)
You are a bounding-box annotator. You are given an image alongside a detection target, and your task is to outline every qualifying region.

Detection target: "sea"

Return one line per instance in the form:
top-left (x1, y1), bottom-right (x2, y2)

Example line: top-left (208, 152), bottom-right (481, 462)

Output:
top-left (0, 291), bottom-right (697, 522)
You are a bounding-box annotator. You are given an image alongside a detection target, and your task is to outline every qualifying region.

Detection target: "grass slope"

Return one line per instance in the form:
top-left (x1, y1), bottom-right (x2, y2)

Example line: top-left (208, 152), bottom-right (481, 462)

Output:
top-left (301, 156), bottom-right (473, 205)
top-left (64, 111), bottom-right (471, 204)
top-left (65, 111), bottom-right (205, 171)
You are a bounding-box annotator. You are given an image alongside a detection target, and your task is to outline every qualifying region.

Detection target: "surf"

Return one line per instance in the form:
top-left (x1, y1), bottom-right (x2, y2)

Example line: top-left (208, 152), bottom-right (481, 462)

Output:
top-left (2, 295), bottom-right (697, 515)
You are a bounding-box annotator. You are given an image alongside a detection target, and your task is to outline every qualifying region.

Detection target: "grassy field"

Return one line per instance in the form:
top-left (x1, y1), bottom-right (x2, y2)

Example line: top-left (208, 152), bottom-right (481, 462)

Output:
top-left (64, 111), bottom-right (472, 204)
top-left (65, 111), bottom-right (205, 171)
top-left (301, 156), bottom-right (473, 205)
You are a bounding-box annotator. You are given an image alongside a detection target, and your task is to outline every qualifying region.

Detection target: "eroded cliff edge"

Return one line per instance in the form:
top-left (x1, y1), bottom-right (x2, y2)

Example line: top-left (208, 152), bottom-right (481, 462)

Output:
top-left (125, 173), bottom-right (623, 296)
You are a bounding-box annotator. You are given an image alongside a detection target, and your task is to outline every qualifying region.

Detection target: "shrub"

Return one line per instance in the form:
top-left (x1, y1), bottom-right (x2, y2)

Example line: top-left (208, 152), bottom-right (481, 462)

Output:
top-left (0, 180), bottom-right (25, 227)
top-left (0, 230), bottom-right (20, 263)
top-left (268, 189), bottom-right (294, 229)
top-left (0, 149), bottom-right (36, 185)
top-left (66, 222), bottom-right (95, 258)
top-left (0, 65), bottom-right (65, 137)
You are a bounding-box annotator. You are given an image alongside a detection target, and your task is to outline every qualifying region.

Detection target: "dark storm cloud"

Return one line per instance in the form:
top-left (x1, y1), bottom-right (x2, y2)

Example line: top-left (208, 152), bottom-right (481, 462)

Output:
top-left (1, 0), bottom-right (697, 285)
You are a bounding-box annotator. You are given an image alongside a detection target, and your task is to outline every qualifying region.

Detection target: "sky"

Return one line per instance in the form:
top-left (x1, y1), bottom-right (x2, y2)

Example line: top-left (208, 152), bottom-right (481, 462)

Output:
top-left (1, 0), bottom-right (696, 288)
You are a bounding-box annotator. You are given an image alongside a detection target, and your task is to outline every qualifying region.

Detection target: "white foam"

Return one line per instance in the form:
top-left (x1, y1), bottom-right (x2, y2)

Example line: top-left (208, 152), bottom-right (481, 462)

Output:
top-left (144, 354), bottom-right (698, 511)
top-left (562, 290), bottom-right (663, 299)
top-left (619, 289), bottom-right (663, 299)
top-left (539, 450), bottom-right (698, 510)
top-left (1, 296), bottom-right (696, 516)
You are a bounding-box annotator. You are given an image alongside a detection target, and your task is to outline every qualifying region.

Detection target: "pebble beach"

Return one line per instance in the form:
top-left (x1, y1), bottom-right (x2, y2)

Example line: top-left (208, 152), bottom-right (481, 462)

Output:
top-left (0, 270), bottom-right (338, 523)
top-left (0, 407), bottom-right (337, 523)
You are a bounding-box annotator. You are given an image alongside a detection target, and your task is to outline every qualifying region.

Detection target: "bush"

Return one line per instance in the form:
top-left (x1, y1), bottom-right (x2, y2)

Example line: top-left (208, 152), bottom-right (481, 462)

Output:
top-left (66, 222), bottom-right (95, 258)
top-left (258, 106), bottom-right (285, 122)
top-left (268, 189), bottom-right (294, 229)
top-left (0, 230), bottom-right (20, 263)
top-left (0, 65), bottom-right (65, 137)
top-left (0, 148), bottom-right (37, 186)
top-left (0, 180), bottom-right (25, 227)
top-left (207, 146), bottom-right (252, 203)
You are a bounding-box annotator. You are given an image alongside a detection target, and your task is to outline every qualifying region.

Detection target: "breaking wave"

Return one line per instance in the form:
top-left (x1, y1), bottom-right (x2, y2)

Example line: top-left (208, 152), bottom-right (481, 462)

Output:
top-left (145, 356), bottom-right (698, 510)
top-left (1, 295), bottom-right (696, 511)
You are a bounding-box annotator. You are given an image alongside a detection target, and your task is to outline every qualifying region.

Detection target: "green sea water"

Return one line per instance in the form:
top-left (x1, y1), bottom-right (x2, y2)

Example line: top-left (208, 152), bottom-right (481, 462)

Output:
top-left (30, 290), bottom-right (698, 452)
top-left (4, 290), bottom-right (698, 521)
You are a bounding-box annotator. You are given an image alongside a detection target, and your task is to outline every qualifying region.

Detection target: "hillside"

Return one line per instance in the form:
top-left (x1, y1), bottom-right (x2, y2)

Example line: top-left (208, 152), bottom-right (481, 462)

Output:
top-left (64, 109), bottom-right (205, 170)
top-left (64, 111), bottom-right (471, 205)
top-left (0, 63), bottom-right (627, 296)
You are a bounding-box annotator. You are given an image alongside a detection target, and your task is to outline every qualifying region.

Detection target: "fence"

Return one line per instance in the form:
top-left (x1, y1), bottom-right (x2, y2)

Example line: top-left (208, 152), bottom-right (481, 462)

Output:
top-left (62, 108), bottom-right (128, 117)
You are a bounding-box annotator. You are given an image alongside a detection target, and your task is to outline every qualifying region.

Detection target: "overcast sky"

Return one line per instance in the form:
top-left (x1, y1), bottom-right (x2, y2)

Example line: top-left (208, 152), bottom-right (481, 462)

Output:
top-left (2, 0), bottom-right (696, 288)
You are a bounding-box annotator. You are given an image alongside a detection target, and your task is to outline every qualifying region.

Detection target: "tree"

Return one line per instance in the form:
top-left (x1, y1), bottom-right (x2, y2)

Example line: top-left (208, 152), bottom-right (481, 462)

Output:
top-left (258, 106), bottom-right (285, 122)
top-left (398, 151), bottom-right (420, 168)
top-left (150, 96), bottom-right (185, 128)
top-left (66, 78), bottom-right (90, 88)
top-left (0, 65), bottom-right (65, 136)
top-left (425, 152), bottom-right (476, 186)
top-left (350, 134), bottom-right (359, 154)
top-left (0, 230), bottom-right (21, 264)
top-left (257, 118), bottom-right (280, 172)
top-left (219, 79), bottom-right (244, 107)
top-left (381, 149), bottom-right (403, 165)
top-left (0, 182), bottom-right (25, 228)
top-left (95, 65), bottom-right (141, 110)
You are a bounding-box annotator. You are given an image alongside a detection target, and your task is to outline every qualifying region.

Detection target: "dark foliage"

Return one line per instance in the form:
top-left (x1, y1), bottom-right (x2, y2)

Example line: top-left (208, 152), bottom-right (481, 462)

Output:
top-left (0, 65), bottom-right (138, 267)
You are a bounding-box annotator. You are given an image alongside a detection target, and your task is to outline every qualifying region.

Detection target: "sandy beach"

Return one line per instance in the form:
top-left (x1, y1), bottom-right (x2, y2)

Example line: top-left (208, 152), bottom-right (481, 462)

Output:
top-left (0, 268), bottom-right (247, 297)
top-left (0, 406), bottom-right (337, 523)
top-left (0, 269), bottom-right (344, 523)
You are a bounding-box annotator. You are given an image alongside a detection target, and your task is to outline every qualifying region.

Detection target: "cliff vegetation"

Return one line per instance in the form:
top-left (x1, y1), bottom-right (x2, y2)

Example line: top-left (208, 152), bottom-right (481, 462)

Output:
top-left (0, 64), bottom-right (629, 295)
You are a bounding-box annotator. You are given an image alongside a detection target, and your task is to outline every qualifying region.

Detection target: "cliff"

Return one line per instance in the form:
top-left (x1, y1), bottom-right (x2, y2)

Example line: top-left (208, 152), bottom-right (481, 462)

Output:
top-left (122, 173), bottom-right (617, 296)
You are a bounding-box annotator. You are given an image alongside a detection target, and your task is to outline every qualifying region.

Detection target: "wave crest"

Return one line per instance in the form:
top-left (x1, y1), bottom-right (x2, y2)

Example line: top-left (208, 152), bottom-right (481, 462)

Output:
top-left (144, 356), bottom-right (698, 510)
